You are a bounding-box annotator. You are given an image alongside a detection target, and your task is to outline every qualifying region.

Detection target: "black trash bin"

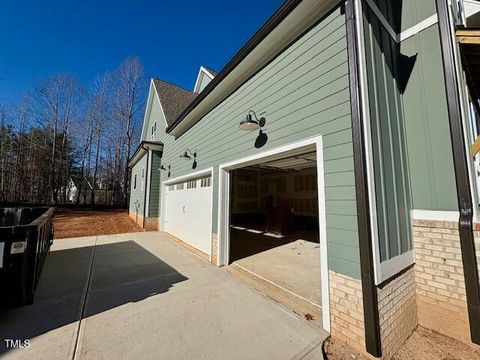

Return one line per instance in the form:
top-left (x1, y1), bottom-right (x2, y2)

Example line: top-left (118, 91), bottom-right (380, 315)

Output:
top-left (0, 207), bottom-right (55, 308)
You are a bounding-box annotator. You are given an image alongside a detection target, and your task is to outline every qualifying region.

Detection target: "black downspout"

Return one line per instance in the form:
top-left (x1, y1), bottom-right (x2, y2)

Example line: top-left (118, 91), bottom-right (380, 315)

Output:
top-left (345, 0), bottom-right (382, 357)
top-left (142, 148), bottom-right (150, 230)
top-left (435, 0), bottom-right (480, 345)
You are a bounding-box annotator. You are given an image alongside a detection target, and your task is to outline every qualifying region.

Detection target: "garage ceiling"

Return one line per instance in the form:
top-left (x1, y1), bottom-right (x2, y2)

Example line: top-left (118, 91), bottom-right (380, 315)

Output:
top-left (249, 151), bottom-right (317, 171)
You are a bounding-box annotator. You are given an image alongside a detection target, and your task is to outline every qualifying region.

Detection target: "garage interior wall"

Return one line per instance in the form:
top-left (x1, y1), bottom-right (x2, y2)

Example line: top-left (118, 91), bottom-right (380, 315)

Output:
top-left (231, 168), bottom-right (318, 218)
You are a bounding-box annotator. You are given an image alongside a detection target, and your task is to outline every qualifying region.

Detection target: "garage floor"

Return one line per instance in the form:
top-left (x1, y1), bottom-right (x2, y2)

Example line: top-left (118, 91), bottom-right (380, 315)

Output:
top-left (230, 225), bottom-right (322, 305)
top-left (0, 232), bottom-right (327, 360)
top-left (233, 238), bottom-right (321, 306)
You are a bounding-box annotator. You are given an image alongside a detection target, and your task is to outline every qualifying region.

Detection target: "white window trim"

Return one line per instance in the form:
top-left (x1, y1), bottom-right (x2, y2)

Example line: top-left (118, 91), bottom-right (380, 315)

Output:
top-left (377, 250), bottom-right (415, 283)
top-left (217, 135), bottom-right (330, 333)
top-left (141, 167), bottom-right (145, 192)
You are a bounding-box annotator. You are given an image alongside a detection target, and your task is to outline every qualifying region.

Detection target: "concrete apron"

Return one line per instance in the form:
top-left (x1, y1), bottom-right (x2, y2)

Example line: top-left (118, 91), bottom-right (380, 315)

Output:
top-left (0, 232), bottom-right (327, 360)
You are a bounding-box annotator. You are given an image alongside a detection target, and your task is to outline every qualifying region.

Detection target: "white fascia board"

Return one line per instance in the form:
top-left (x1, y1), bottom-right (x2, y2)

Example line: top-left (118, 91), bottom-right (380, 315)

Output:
top-left (141, 80), bottom-right (156, 140)
top-left (201, 66), bottom-right (216, 79)
top-left (193, 66), bottom-right (215, 94)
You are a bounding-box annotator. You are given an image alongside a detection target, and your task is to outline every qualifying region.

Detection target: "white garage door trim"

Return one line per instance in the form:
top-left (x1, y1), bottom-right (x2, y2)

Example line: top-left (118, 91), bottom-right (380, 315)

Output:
top-left (217, 135), bottom-right (330, 333)
top-left (160, 167), bottom-right (214, 261)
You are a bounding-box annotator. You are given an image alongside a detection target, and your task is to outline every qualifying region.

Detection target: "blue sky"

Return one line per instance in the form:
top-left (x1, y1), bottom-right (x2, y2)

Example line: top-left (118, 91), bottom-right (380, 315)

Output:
top-left (0, 0), bottom-right (284, 104)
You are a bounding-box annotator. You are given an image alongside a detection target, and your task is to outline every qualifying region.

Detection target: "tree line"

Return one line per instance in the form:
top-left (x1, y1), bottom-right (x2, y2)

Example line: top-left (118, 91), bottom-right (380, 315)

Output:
top-left (0, 57), bottom-right (145, 207)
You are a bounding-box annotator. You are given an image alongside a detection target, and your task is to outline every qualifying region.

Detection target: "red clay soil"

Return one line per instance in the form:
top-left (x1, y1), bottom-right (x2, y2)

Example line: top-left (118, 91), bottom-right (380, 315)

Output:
top-left (53, 208), bottom-right (142, 239)
top-left (324, 327), bottom-right (480, 360)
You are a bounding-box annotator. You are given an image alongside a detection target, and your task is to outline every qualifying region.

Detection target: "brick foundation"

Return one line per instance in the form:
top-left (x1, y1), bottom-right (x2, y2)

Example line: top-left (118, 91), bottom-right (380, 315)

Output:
top-left (412, 219), bottom-right (471, 343)
top-left (211, 233), bottom-right (218, 265)
top-left (144, 217), bottom-right (159, 231)
top-left (377, 267), bottom-right (417, 359)
top-left (329, 270), bottom-right (365, 352)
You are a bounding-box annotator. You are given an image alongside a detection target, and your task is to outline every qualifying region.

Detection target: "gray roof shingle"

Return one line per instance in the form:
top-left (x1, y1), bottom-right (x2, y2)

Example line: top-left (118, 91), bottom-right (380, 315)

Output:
top-left (152, 78), bottom-right (198, 126)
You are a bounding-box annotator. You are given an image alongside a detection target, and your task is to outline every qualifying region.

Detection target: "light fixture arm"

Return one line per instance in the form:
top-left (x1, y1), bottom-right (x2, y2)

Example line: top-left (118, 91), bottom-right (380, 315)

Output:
top-left (248, 110), bottom-right (266, 128)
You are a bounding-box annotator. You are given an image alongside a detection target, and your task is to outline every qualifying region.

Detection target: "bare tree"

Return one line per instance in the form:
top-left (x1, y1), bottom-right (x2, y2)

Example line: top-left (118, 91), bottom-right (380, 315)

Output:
top-left (86, 73), bottom-right (111, 204)
top-left (111, 58), bottom-right (145, 206)
top-left (34, 74), bottom-right (83, 204)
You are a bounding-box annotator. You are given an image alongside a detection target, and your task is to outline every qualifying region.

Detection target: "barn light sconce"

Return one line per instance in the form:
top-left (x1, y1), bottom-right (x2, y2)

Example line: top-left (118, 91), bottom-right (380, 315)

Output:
top-left (160, 164), bottom-right (171, 177)
top-left (180, 149), bottom-right (196, 161)
top-left (239, 110), bottom-right (266, 131)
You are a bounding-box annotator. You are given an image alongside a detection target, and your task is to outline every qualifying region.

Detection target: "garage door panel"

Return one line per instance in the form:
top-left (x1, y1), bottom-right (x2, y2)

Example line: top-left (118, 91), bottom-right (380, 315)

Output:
top-left (164, 178), bottom-right (212, 255)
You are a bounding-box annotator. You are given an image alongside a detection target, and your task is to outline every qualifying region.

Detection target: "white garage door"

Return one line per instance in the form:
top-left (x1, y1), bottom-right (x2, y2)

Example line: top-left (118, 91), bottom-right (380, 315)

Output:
top-left (164, 176), bottom-right (212, 255)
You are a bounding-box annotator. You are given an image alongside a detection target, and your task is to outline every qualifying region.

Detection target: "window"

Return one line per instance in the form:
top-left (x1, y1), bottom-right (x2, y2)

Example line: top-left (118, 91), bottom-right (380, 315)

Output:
top-left (168, 185), bottom-right (175, 191)
top-left (141, 168), bottom-right (145, 191)
top-left (151, 121), bottom-right (157, 140)
top-left (176, 183), bottom-right (184, 190)
top-left (200, 177), bottom-right (211, 187)
top-left (133, 174), bottom-right (137, 190)
top-left (187, 180), bottom-right (197, 189)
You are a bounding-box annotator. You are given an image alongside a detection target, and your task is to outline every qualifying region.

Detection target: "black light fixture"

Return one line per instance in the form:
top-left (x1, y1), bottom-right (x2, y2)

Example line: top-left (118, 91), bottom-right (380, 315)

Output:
top-left (160, 164), bottom-right (171, 177)
top-left (180, 149), bottom-right (196, 160)
top-left (239, 110), bottom-right (266, 131)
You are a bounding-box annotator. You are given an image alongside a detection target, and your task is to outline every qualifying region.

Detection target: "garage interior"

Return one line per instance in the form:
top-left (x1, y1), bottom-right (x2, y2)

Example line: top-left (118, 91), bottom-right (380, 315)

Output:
top-left (228, 150), bottom-right (322, 320)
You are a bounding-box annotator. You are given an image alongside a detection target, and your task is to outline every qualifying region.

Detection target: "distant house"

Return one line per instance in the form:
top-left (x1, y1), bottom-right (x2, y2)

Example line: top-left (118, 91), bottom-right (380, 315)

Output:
top-left (61, 176), bottom-right (114, 205)
top-left (128, 1), bottom-right (480, 358)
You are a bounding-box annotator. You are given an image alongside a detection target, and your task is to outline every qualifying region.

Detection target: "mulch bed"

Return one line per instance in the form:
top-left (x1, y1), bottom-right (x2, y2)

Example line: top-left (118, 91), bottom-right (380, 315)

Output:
top-left (324, 327), bottom-right (480, 360)
top-left (53, 208), bottom-right (142, 239)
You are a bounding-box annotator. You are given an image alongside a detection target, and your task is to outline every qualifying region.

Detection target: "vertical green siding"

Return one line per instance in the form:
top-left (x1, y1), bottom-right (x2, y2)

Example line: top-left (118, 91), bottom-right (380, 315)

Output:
top-left (401, 25), bottom-right (457, 211)
top-left (361, 0), bottom-right (457, 263)
top-left (369, 0), bottom-right (436, 33)
top-left (363, 4), bottom-right (412, 262)
top-left (129, 154), bottom-right (147, 219)
top-left (148, 150), bottom-right (162, 217)
top-left (154, 8), bottom-right (361, 278)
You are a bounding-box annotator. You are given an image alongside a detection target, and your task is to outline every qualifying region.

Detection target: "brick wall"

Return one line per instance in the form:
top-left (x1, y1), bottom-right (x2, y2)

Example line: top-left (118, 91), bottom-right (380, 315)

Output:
top-left (329, 270), bottom-right (365, 352)
top-left (377, 267), bottom-right (417, 359)
top-left (412, 219), bottom-right (470, 342)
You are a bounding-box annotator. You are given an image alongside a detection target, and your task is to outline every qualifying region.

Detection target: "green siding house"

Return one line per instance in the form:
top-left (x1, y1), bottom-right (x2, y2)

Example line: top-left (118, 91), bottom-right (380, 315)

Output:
top-left (129, 0), bottom-right (480, 358)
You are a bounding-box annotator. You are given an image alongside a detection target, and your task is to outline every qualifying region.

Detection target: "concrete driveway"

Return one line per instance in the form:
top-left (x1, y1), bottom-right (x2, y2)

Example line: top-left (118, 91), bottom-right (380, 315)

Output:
top-left (0, 232), bottom-right (327, 360)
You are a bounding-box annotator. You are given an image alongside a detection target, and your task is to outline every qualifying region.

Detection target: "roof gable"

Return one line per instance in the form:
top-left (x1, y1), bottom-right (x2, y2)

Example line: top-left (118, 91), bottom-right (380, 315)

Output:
top-left (152, 79), bottom-right (197, 126)
top-left (193, 66), bottom-right (217, 93)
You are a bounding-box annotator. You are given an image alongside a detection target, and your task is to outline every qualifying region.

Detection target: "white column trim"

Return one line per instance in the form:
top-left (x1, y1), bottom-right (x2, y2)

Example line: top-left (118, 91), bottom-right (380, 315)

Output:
top-left (354, 0), bottom-right (382, 286)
